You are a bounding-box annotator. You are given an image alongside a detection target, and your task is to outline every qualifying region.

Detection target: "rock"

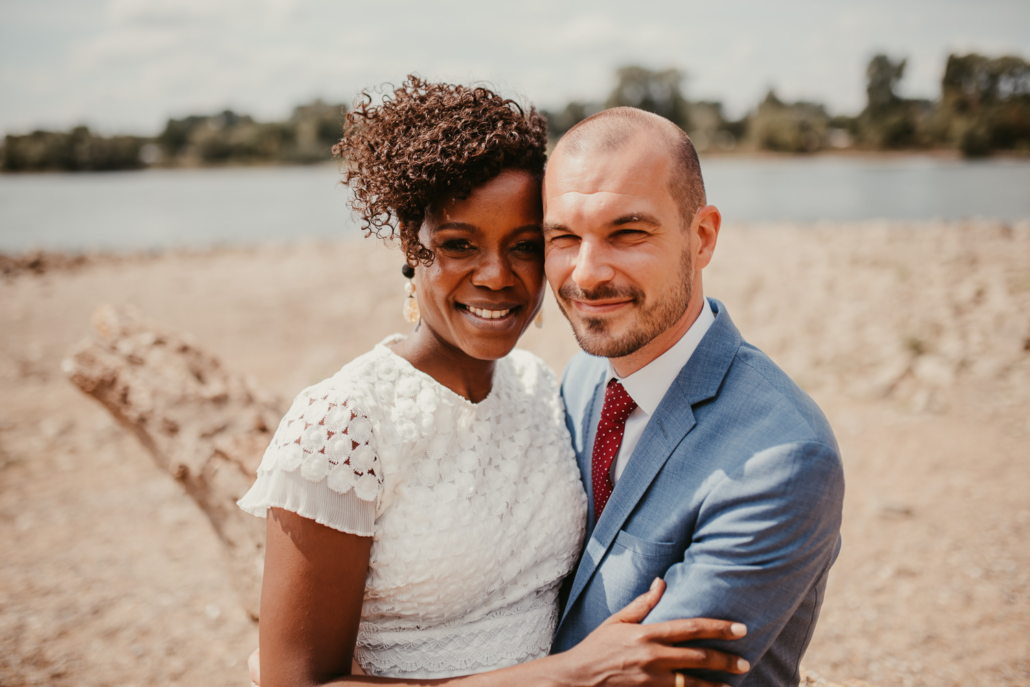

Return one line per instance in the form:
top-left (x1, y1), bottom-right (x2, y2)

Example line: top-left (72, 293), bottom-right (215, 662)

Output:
top-left (62, 305), bottom-right (285, 619)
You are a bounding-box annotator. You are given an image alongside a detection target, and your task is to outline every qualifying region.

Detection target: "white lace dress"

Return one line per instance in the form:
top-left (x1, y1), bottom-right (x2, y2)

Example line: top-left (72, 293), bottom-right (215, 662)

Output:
top-left (238, 335), bottom-right (587, 678)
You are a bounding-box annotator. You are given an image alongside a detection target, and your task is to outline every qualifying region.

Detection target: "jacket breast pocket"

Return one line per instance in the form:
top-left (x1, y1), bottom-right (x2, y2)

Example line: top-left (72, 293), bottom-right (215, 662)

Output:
top-left (612, 529), bottom-right (680, 558)
top-left (598, 530), bottom-right (681, 614)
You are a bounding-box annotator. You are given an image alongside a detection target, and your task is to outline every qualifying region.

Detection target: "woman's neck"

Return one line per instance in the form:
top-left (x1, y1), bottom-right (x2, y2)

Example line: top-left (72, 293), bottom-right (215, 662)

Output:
top-left (389, 324), bottom-right (497, 404)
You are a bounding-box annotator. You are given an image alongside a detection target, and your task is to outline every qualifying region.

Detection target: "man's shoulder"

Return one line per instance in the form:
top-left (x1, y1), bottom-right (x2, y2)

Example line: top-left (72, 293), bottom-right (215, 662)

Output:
top-left (713, 340), bottom-right (839, 456)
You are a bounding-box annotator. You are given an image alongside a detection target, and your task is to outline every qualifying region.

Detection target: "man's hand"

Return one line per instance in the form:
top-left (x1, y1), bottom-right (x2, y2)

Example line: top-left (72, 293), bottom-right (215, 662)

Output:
top-left (248, 581), bottom-right (746, 687)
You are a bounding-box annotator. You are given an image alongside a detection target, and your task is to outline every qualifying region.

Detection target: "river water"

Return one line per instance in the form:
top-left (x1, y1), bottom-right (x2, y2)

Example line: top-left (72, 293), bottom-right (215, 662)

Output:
top-left (1, 156), bottom-right (1028, 253)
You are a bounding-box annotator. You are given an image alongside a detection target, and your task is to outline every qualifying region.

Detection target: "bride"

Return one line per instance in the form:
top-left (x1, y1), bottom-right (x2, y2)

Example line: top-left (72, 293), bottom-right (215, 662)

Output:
top-left (238, 76), bottom-right (746, 686)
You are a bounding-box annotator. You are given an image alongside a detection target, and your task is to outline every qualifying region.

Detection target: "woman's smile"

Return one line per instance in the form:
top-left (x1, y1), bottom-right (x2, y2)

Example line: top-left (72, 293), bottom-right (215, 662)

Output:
top-left (456, 301), bottom-right (522, 326)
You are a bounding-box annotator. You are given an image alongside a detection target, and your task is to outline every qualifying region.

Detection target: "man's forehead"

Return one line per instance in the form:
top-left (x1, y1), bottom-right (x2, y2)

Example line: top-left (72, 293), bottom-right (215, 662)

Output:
top-left (544, 143), bottom-right (674, 222)
top-left (546, 138), bottom-right (671, 195)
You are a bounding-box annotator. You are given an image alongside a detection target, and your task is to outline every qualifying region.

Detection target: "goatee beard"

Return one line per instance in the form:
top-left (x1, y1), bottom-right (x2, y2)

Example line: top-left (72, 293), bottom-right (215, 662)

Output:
top-left (555, 251), bottom-right (693, 359)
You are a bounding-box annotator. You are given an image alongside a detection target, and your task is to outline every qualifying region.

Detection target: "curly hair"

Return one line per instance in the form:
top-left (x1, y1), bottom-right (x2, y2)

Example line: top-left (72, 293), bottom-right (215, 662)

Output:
top-left (333, 75), bottom-right (548, 265)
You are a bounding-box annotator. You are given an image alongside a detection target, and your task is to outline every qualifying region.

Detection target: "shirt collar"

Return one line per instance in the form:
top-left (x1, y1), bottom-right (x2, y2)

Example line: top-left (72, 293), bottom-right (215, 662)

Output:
top-left (605, 296), bottom-right (715, 416)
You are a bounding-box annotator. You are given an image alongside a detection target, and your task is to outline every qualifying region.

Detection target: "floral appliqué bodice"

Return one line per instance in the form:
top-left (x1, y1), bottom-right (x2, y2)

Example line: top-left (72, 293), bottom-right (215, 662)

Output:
top-left (238, 336), bottom-right (588, 678)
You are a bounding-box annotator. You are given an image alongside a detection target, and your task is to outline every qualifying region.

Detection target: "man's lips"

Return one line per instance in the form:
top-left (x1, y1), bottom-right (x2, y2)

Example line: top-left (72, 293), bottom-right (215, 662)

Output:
top-left (570, 299), bottom-right (634, 316)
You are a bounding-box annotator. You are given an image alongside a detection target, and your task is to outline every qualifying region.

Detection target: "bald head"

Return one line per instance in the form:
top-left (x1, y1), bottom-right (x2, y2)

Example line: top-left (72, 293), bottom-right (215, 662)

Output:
top-left (553, 107), bottom-right (706, 226)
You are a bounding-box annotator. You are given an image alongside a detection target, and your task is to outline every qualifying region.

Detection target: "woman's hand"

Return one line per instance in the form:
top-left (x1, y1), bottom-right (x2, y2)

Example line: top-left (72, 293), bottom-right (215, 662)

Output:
top-left (249, 647), bottom-right (260, 686)
top-left (248, 576), bottom-right (746, 687)
top-left (558, 578), bottom-right (749, 687)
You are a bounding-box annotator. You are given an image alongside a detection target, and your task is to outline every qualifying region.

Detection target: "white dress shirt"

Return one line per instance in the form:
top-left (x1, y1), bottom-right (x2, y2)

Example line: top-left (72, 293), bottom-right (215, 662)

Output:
top-left (605, 296), bottom-right (715, 484)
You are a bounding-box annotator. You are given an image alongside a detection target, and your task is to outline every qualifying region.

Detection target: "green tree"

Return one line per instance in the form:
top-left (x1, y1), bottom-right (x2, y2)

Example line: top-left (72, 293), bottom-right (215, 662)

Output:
top-left (747, 90), bottom-right (828, 153)
top-left (858, 53), bottom-right (924, 149)
top-left (606, 66), bottom-right (691, 131)
top-left (2, 127), bottom-right (146, 172)
top-left (937, 53), bottom-right (1030, 156)
top-left (866, 54), bottom-right (906, 114)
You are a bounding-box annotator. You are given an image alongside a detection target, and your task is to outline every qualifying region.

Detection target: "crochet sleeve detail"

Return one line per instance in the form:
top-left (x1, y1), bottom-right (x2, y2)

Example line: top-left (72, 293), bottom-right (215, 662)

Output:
top-left (237, 386), bottom-right (383, 536)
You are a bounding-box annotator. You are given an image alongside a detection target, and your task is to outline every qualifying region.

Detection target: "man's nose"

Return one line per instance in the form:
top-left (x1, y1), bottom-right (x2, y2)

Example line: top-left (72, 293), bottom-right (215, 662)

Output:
top-left (570, 239), bottom-right (615, 291)
top-left (471, 251), bottom-right (517, 290)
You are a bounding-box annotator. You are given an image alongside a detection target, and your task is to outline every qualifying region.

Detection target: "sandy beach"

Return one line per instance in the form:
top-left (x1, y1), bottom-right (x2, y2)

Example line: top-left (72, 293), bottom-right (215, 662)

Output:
top-left (1, 220), bottom-right (1028, 686)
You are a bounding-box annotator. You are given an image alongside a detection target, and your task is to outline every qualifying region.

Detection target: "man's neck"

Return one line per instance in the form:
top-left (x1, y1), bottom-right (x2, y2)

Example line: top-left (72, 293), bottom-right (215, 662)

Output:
top-left (610, 291), bottom-right (705, 378)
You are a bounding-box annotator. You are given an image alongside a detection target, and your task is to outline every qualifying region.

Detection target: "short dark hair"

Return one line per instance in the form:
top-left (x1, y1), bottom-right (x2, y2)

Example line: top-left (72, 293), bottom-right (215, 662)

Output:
top-left (333, 75), bottom-right (548, 265)
top-left (559, 107), bottom-right (706, 225)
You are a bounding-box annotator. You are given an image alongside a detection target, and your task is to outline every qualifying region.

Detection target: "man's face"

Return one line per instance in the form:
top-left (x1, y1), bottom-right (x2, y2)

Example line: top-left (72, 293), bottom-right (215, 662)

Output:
top-left (542, 134), bottom-right (695, 359)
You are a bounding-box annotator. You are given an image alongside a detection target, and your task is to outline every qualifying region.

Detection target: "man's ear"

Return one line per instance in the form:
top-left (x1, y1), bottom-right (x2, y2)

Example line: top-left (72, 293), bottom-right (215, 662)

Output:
top-left (693, 205), bottom-right (721, 270)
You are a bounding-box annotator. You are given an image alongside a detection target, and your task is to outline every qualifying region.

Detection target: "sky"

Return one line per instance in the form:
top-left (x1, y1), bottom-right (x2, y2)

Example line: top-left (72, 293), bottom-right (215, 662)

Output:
top-left (1, 0), bottom-right (1029, 137)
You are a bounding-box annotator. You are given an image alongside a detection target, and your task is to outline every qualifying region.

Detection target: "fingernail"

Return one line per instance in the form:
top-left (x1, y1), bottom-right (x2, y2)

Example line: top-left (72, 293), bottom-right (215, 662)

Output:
top-left (737, 658), bottom-right (750, 672)
top-left (650, 577), bottom-right (661, 592)
top-left (730, 623), bottom-right (747, 637)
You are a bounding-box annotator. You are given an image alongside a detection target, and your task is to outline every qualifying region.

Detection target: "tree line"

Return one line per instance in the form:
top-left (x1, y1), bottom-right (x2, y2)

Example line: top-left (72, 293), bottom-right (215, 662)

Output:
top-left (545, 52), bottom-right (1030, 157)
top-left (1, 100), bottom-right (348, 173)
top-left (3, 52), bottom-right (1028, 173)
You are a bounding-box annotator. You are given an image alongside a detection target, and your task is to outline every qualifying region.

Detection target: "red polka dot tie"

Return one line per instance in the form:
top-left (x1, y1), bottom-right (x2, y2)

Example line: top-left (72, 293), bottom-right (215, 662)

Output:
top-left (591, 379), bottom-right (638, 519)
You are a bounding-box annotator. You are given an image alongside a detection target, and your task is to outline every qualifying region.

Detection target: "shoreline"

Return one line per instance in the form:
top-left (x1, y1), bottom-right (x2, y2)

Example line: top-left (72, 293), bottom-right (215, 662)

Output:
top-left (3, 148), bottom-right (1030, 178)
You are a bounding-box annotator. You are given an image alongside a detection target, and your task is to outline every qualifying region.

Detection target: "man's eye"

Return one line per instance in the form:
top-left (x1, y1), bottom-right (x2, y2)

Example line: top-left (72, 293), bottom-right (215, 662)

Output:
top-left (546, 234), bottom-right (579, 245)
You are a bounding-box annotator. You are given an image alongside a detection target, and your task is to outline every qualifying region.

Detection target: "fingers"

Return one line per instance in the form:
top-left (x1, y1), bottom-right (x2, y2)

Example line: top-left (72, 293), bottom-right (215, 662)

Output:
top-left (604, 577), bottom-right (667, 625)
top-left (650, 644), bottom-right (750, 675)
top-left (645, 617), bottom-right (747, 644)
top-left (248, 647), bottom-right (261, 685)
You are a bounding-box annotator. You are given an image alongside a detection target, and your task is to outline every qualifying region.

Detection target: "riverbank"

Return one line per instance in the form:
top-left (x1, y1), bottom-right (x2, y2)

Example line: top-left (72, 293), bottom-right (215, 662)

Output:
top-left (1, 221), bottom-right (1028, 686)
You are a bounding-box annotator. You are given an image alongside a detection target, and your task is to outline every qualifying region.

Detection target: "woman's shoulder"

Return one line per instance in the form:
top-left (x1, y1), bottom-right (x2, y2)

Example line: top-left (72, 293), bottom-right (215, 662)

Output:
top-left (500, 348), bottom-right (562, 402)
top-left (297, 336), bottom-right (405, 407)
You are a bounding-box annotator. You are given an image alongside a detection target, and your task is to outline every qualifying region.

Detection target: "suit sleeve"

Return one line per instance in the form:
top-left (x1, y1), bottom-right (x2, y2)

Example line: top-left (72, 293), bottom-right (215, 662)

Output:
top-left (643, 440), bottom-right (844, 685)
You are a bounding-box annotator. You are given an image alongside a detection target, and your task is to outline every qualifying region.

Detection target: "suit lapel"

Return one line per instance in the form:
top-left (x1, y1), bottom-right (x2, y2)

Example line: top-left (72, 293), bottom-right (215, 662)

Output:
top-left (579, 368), bottom-right (606, 532)
top-left (560, 299), bottom-right (742, 623)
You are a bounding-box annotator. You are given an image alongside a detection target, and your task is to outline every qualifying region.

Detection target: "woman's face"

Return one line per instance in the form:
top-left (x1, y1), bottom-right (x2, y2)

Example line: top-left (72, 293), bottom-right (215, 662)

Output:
top-left (413, 169), bottom-right (545, 361)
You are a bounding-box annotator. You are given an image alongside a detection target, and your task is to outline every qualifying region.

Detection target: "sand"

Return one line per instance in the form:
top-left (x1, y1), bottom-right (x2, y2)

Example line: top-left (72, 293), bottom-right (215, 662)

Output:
top-left (1, 220), bottom-right (1028, 686)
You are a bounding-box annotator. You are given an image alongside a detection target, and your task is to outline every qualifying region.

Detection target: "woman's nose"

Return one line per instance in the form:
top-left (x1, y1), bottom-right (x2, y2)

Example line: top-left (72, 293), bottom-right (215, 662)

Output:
top-left (470, 251), bottom-right (517, 290)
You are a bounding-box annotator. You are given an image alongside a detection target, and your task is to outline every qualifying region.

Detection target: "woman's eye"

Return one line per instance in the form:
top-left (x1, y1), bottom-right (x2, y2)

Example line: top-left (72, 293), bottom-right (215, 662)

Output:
top-left (441, 239), bottom-right (474, 252)
top-left (513, 241), bottom-right (544, 255)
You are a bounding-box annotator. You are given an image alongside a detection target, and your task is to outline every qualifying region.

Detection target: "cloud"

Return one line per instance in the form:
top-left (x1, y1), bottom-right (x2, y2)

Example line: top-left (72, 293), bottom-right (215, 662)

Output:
top-left (106, 0), bottom-right (300, 27)
top-left (1, 0), bottom-right (1029, 136)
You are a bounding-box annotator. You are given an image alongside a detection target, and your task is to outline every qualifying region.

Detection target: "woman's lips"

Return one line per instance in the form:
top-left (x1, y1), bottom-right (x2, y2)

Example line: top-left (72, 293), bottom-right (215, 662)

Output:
top-left (465, 306), bottom-right (511, 320)
top-left (456, 302), bottom-right (521, 325)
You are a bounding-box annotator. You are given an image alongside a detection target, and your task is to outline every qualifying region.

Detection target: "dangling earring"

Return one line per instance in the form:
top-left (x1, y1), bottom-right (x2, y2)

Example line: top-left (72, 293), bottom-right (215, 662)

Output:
top-left (534, 309), bottom-right (544, 329)
top-left (401, 263), bottom-right (420, 323)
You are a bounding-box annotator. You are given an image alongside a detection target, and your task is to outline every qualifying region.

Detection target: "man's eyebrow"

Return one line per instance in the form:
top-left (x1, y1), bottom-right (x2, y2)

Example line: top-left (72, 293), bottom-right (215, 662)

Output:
top-left (610, 213), bottom-right (661, 227)
top-left (542, 223), bottom-right (569, 235)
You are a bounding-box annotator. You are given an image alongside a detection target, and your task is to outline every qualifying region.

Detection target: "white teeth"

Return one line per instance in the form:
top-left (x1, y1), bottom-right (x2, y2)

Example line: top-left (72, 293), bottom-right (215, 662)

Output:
top-left (467, 306), bottom-right (511, 319)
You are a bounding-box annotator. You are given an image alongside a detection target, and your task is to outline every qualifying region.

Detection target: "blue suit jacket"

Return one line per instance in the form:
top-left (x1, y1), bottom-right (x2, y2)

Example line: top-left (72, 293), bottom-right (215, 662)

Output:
top-left (551, 299), bottom-right (844, 687)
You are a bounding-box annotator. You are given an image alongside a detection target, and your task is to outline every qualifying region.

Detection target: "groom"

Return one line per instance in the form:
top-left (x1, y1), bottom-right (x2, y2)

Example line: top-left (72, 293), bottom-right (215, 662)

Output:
top-left (543, 108), bottom-right (844, 686)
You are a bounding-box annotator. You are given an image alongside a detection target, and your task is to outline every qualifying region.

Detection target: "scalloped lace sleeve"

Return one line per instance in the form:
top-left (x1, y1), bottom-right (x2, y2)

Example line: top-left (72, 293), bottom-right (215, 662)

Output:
top-left (237, 385), bottom-right (384, 537)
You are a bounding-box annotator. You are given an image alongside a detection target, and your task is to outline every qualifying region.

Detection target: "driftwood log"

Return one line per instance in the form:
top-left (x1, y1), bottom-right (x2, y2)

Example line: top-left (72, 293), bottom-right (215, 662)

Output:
top-left (62, 305), bottom-right (285, 619)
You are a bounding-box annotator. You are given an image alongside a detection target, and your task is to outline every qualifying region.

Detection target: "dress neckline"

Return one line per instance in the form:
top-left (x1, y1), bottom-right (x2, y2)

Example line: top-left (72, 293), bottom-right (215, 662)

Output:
top-left (374, 334), bottom-right (503, 411)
